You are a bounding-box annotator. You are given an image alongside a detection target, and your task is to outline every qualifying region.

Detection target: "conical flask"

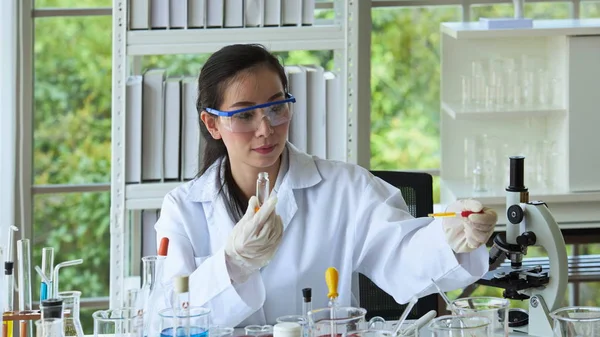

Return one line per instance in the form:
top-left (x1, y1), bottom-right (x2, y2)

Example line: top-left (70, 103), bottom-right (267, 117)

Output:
top-left (135, 255), bottom-right (170, 337)
top-left (58, 291), bottom-right (84, 337)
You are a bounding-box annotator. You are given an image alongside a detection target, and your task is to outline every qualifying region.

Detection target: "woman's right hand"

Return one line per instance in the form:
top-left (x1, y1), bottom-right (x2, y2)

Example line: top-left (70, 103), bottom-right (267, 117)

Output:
top-left (224, 194), bottom-right (284, 284)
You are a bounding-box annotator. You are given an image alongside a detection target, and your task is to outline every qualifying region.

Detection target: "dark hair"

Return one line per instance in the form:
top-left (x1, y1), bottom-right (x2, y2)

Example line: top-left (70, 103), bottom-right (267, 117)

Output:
top-left (196, 44), bottom-right (288, 222)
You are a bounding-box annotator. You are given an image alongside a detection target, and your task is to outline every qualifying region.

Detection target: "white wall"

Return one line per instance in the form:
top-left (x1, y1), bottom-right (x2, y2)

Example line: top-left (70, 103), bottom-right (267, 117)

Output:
top-left (0, 0), bottom-right (18, 251)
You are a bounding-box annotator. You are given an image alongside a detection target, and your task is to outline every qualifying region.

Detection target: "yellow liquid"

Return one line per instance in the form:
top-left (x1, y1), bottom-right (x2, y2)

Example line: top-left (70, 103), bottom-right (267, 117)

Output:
top-left (2, 320), bottom-right (13, 337)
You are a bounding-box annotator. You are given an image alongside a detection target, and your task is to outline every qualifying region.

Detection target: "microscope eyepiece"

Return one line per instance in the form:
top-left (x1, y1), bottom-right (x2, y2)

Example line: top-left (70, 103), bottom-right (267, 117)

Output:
top-left (506, 156), bottom-right (527, 192)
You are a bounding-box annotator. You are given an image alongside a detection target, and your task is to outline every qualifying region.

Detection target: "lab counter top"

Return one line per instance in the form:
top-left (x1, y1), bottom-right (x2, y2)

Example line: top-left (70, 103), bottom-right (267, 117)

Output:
top-left (230, 323), bottom-right (533, 337)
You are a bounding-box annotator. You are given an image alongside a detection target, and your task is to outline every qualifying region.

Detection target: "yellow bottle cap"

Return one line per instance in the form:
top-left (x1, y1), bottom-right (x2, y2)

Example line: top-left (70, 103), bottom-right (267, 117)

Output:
top-left (325, 267), bottom-right (339, 299)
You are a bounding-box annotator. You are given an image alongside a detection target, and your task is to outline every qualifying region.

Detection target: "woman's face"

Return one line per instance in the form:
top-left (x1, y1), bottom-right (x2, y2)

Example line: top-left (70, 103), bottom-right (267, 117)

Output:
top-left (201, 66), bottom-right (290, 170)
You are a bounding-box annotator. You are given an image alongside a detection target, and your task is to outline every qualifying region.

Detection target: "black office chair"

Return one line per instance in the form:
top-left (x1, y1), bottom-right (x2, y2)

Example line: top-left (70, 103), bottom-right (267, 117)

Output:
top-left (358, 170), bottom-right (438, 320)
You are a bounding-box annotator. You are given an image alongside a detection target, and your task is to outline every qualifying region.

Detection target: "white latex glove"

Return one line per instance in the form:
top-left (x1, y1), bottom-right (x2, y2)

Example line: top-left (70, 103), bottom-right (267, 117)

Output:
top-left (442, 199), bottom-right (498, 253)
top-left (224, 194), bottom-right (284, 284)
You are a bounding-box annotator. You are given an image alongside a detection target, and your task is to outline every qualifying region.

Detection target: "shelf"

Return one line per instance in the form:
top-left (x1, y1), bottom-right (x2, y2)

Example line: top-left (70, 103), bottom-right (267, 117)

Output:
top-left (441, 19), bottom-right (600, 39)
top-left (125, 182), bottom-right (183, 210)
top-left (441, 178), bottom-right (600, 205)
top-left (442, 102), bottom-right (567, 120)
top-left (127, 25), bottom-right (346, 55)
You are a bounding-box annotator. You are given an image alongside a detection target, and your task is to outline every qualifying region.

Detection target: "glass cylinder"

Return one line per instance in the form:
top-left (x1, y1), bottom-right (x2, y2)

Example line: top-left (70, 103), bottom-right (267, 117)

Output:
top-left (428, 315), bottom-right (491, 337)
top-left (93, 308), bottom-right (137, 337)
top-left (451, 297), bottom-right (509, 337)
top-left (36, 318), bottom-right (64, 337)
top-left (58, 291), bottom-right (84, 337)
top-left (159, 307), bottom-right (211, 337)
top-left (550, 306), bottom-right (600, 337)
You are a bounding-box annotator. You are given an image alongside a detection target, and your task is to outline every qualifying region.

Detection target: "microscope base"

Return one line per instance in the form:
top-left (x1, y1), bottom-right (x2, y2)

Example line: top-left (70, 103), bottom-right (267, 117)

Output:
top-left (526, 295), bottom-right (553, 337)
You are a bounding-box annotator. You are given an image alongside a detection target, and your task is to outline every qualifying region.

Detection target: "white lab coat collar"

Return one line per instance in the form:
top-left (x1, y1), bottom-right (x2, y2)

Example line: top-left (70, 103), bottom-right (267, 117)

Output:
top-left (185, 142), bottom-right (322, 229)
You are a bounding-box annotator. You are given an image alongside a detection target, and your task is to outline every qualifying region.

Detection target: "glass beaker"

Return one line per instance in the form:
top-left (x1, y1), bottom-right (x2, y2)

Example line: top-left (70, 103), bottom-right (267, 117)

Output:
top-left (35, 319), bottom-right (64, 337)
top-left (428, 315), bottom-right (491, 337)
top-left (276, 316), bottom-right (307, 337)
top-left (93, 308), bottom-right (136, 337)
top-left (210, 326), bottom-right (234, 337)
top-left (58, 291), bottom-right (84, 337)
top-left (307, 307), bottom-right (367, 337)
top-left (158, 307), bottom-right (210, 337)
top-left (550, 306), bottom-right (600, 337)
top-left (245, 325), bottom-right (273, 337)
top-left (451, 297), bottom-right (509, 337)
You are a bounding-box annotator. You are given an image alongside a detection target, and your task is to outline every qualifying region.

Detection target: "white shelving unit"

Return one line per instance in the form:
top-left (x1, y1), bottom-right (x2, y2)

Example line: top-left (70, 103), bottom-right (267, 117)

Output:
top-left (110, 0), bottom-right (371, 308)
top-left (439, 19), bottom-right (600, 226)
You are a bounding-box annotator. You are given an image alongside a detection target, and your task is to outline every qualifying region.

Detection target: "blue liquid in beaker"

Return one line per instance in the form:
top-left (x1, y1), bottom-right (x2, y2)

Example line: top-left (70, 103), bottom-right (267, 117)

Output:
top-left (160, 326), bottom-right (207, 337)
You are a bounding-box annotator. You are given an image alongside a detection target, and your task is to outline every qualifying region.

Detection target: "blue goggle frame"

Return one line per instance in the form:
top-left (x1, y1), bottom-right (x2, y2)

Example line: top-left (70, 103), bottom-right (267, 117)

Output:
top-left (205, 93), bottom-right (296, 117)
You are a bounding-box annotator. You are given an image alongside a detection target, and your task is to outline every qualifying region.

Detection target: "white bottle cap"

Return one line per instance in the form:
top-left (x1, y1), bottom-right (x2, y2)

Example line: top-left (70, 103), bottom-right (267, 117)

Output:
top-left (173, 275), bottom-right (189, 293)
top-left (274, 322), bottom-right (302, 337)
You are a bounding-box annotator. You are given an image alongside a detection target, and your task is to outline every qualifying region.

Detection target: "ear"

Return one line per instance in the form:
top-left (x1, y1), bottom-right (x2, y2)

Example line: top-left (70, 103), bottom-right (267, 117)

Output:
top-left (200, 111), bottom-right (222, 139)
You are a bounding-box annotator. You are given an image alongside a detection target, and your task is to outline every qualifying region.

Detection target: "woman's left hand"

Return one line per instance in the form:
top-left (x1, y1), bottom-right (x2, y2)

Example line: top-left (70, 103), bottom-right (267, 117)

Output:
top-left (442, 199), bottom-right (498, 253)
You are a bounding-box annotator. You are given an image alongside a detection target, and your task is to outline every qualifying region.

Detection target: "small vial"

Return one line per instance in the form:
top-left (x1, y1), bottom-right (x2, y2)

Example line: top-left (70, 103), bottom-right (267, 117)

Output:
top-left (256, 172), bottom-right (270, 208)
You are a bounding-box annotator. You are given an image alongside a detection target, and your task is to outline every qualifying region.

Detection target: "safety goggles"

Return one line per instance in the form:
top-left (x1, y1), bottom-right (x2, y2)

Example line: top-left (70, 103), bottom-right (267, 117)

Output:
top-left (205, 93), bottom-right (296, 133)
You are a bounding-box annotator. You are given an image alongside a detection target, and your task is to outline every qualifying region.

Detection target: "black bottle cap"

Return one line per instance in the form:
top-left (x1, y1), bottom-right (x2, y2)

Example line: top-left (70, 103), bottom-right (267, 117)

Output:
top-left (41, 299), bottom-right (64, 319)
top-left (4, 262), bottom-right (14, 275)
top-left (302, 288), bottom-right (312, 302)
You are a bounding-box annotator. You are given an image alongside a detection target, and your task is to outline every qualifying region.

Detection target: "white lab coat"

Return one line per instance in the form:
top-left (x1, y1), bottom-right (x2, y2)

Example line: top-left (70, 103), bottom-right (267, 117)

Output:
top-left (154, 142), bottom-right (488, 328)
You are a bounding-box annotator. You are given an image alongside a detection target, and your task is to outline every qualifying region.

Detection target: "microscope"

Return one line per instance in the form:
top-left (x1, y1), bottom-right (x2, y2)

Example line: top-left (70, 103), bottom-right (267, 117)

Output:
top-left (476, 156), bottom-right (568, 336)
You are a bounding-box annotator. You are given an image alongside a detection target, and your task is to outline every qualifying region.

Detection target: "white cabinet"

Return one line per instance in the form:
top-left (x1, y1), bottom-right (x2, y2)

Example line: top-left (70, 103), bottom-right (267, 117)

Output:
top-left (439, 19), bottom-right (600, 226)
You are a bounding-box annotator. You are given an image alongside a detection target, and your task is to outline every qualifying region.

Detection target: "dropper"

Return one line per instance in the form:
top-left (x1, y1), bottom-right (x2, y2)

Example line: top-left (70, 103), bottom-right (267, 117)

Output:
top-left (325, 267), bottom-right (338, 337)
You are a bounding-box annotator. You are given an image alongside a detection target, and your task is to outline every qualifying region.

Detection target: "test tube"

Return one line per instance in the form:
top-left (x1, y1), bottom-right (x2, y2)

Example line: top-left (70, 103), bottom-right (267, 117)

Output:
top-left (41, 248), bottom-right (54, 301)
top-left (18, 240), bottom-right (32, 312)
top-left (256, 172), bottom-right (270, 207)
top-left (173, 275), bottom-right (190, 336)
top-left (18, 240), bottom-right (33, 337)
top-left (301, 288), bottom-right (311, 337)
top-left (3, 226), bottom-right (18, 337)
top-left (301, 288), bottom-right (312, 316)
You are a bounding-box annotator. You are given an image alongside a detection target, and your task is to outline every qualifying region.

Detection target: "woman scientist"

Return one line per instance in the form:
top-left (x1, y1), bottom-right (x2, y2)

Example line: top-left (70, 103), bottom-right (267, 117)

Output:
top-left (154, 44), bottom-right (498, 328)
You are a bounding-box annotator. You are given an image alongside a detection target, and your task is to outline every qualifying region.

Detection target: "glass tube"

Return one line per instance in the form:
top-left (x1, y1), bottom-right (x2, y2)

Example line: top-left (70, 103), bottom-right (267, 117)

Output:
top-left (41, 247), bottom-right (54, 301)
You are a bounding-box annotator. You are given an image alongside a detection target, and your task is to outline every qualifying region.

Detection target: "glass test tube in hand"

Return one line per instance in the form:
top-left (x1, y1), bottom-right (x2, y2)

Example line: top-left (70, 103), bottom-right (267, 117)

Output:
top-left (256, 172), bottom-right (270, 208)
